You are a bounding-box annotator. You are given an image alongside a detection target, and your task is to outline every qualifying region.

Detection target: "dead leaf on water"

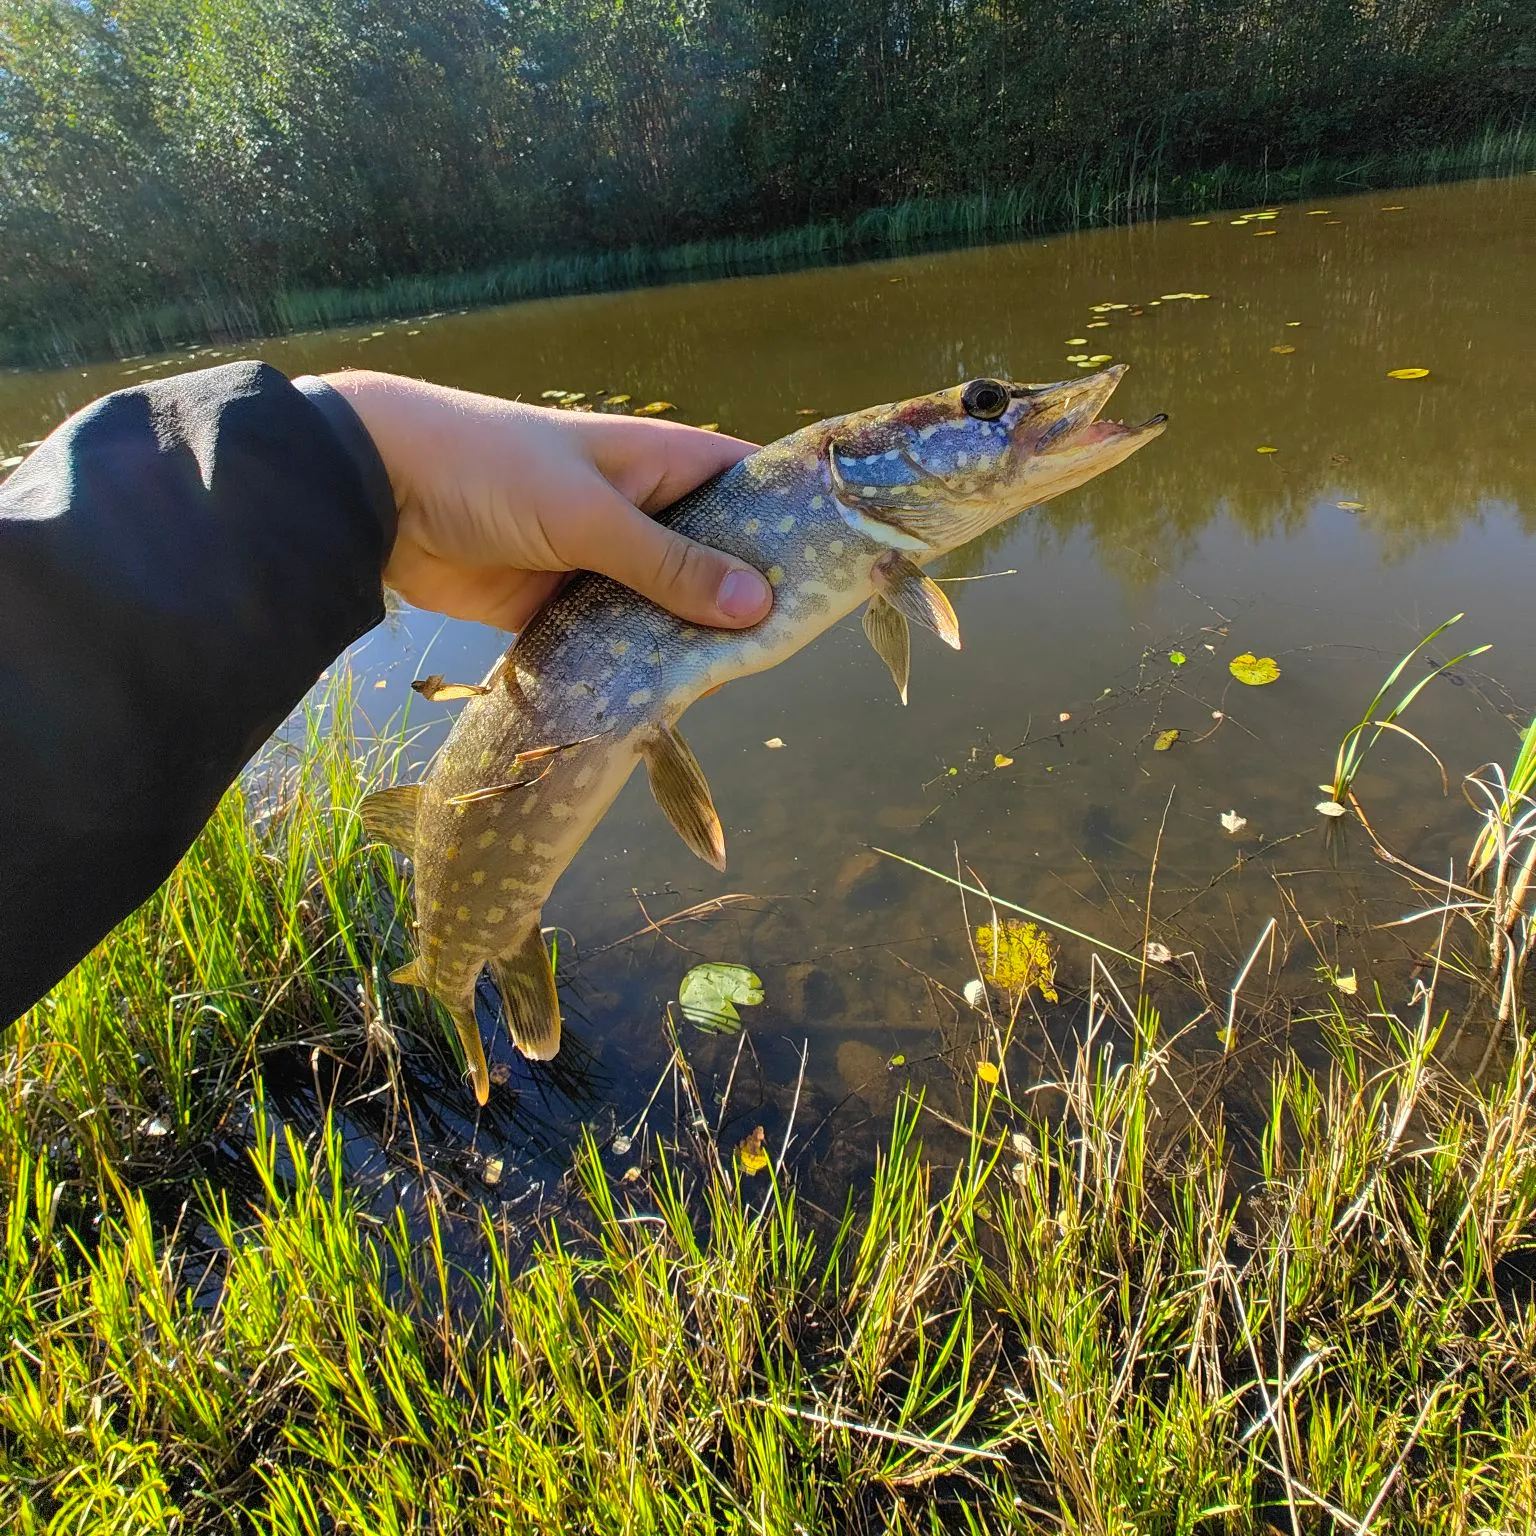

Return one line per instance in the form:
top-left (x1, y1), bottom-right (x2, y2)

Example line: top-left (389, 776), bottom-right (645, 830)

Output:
top-left (793, 407), bottom-right (818, 416)
top-left (1145, 941), bottom-right (1174, 964)
top-left (602, 393), bottom-right (631, 405)
top-left (1058, 711), bottom-right (1071, 722)
top-left (1256, 445), bottom-right (1279, 454)
top-left (1153, 728), bottom-right (1180, 752)
top-left (1337, 500), bottom-right (1365, 511)
top-left (1271, 344), bottom-right (1296, 354)
top-left (1380, 205), bottom-right (1406, 211)
top-left (993, 753), bottom-right (1014, 768)
top-left (697, 422), bottom-right (720, 432)
top-left (1229, 653), bottom-right (1281, 686)
top-left (1334, 971), bottom-right (1359, 995)
top-left (963, 978), bottom-right (987, 1009)
top-left (1189, 220), bottom-right (1212, 227)
top-left (412, 674), bottom-right (491, 702)
top-left (1387, 368), bottom-right (1430, 380)
top-left (764, 736), bottom-right (784, 749)
top-left (373, 679), bottom-right (388, 689)
top-left (1306, 209), bottom-right (1332, 216)
top-left (480, 1156), bottom-right (504, 1187)
top-left (735, 1126), bottom-right (770, 1176)
top-left (1220, 809), bottom-right (1248, 834)
top-left (633, 401), bottom-right (675, 416)
top-left (976, 920), bottom-right (1058, 1000)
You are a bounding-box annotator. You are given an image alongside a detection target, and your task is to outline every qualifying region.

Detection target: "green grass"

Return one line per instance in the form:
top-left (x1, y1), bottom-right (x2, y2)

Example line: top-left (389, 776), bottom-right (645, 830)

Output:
top-left (4, 673), bottom-right (1536, 1530)
top-left (14, 122), bottom-right (1536, 369)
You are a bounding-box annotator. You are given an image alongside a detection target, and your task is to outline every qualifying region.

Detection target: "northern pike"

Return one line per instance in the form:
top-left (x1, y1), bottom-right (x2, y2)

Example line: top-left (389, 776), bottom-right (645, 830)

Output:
top-left (363, 366), bottom-right (1165, 1100)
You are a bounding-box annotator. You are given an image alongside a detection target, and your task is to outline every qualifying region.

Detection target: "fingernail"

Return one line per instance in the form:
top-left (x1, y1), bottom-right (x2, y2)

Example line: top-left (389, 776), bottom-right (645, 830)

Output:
top-left (717, 566), bottom-right (770, 621)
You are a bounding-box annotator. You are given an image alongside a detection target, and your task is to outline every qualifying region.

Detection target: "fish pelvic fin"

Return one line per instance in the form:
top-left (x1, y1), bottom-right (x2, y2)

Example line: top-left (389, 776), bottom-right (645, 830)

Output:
top-left (873, 552), bottom-right (962, 650)
top-left (862, 594), bottom-right (911, 705)
top-left (389, 958), bottom-right (424, 986)
top-left (641, 726), bottom-right (727, 871)
top-left (448, 1001), bottom-right (492, 1105)
top-left (360, 784), bottom-right (422, 856)
top-left (491, 924), bottom-right (561, 1062)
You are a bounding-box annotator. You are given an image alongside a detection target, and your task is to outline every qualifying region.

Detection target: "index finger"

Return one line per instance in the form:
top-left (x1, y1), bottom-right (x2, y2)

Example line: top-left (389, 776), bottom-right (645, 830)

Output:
top-left (566, 412), bottom-right (758, 514)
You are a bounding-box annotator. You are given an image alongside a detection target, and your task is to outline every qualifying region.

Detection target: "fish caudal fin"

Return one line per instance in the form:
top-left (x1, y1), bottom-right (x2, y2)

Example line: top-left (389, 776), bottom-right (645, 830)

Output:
top-left (862, 595), bottom-right (911, 705)
top-left (360, 784), bottom-right (422, 856)
top-left (491, 924), bottom-right (562, 1062)
top-left (641, 726), bottom-right (726, 871)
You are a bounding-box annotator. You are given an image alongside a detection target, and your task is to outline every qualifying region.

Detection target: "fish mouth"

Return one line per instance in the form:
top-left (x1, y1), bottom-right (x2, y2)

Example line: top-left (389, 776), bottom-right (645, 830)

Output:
top-left (1014, 364), bottom-right (1169, 456)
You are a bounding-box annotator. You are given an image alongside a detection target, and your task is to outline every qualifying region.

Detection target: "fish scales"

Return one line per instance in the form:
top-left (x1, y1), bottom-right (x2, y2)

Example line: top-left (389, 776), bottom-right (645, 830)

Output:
top-left (363, 367), bottom-right (1166, 1100)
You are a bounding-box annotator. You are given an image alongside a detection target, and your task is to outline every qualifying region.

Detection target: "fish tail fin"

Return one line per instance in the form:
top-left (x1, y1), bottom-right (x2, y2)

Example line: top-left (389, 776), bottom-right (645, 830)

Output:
top-left (490, 923), bottom-right (561, 1062)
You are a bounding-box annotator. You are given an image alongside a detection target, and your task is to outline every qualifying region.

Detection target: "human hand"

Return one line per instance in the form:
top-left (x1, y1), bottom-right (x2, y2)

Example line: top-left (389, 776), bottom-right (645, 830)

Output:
top-left (321, 370), bottom-right (771, 632)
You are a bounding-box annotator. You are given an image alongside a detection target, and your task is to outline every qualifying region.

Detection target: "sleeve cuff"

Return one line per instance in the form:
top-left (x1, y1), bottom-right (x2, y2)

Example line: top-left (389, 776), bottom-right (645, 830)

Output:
top-left (292, 374), bottom-right (399, 556)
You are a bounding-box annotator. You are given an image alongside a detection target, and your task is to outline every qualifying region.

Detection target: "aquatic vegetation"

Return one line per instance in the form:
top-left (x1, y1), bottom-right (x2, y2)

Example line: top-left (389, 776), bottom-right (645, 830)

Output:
top-left (678, 961), bottom-right (764, 1034)
top-left (1228, 652), bottom-right (1280, 686)
top-left (1322, 612), bottom-right (1491, 813)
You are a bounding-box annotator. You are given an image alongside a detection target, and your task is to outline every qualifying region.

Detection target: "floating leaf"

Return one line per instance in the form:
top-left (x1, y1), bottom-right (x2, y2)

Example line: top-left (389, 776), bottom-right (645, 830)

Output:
top-left (1316, 799), bottom-right (1348, 818)
top-left (0, 454), bottom-right (23, 469)
top-left (975, 921), bottom-right (1058, 1000)
top-left (1229, 653), bottom-right (1281, 686)
top-left (976, 1061), bottom-right (1001, 1087)
top-left (763, 737), bottom-right (784, 749)
top-left (412, 674), bottom-right (491, 702)
top-left (1087, 320), bottom-right (1110, 328)
top-left (993, 753), bottom-right (1014, 768)
top-left (480, 1156), bottom-right (504, 1187)
top-left (373, 678), bottom-right (388, 689)
top-left (1169, 650), bottom-right (1187, 666)
top-left (1066, 337), bottom-right (1089, 345)
top-left (602, 393), bottom-right (631, 405)
top-left (1220, 809), bottom-right (1248, 834)
top-left (1334, 971), bottom-right (1358, 995)
top-left (1188, 220), bottom-right (1211, 227)
top-left (1153, 728), bottom-right (1180, 752)
top-left (633, 400), bottom-right (675, 416)
top-left (735, 1126), bottom-right (770, 1175)
top-left (1380, 205), bottom-right (1405, 212)
top-left (962, 978), bottom-right (987, 1009)
top-left (698, 422), bottom-right (720, 432)
top-left (1387, 368), bottom-right (1429, 380)
top-left (947, 766), bottom-right (959, 776)
top-left (1271, 344), bottom-right (1296, 354)
top-left (1306, 209), bottom-right (1332, 216)
top-left (561, 391), bottom-right (587, 403)
top-left (888, 1053), bottom-right (906, 1067)
top-left (611, 1133), bottom-right (632, 1155)
top-left (793, 407), bottom-right (818, 416)
top-left (1256, 445), bottom-right (1279, 454)
top-left (1145, 941), bottom-right (1173, 965)
top-left (679, 962), bottom-right (764, 1034)
top-left (1337, 500), bottom-right (1365, 511)
top-left (1285, 321), bottom-right (1302, 327)
top-left (1058, 711), bottom-right (1072, 722)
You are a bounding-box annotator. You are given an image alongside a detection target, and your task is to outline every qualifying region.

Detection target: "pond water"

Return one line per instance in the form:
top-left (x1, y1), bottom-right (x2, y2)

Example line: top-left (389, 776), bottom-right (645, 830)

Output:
top-left (6, 173), bottom-right (1534, 1205)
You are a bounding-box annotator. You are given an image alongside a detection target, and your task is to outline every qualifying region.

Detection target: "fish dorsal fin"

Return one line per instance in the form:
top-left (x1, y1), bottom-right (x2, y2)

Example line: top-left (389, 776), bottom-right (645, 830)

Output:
top-left (862, 594), bottom-right (911, 705)
top-left (641, 726), bottom-right (726, 871)
top-left (872, 552), bottom-right (961, 650)
top-left (490, 924), bottom-right (561, 1063)
top-left (360, 784), bottom-right (422, 856)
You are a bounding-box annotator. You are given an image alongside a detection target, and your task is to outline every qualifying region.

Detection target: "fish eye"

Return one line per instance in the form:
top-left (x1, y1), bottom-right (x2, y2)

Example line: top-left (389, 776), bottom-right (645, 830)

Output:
top-left (961, 378), bottom-right (1009, 421)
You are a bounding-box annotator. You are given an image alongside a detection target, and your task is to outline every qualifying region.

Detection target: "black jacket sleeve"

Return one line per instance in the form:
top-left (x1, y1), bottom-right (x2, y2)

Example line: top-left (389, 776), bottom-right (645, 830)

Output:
top-left (0, 360), bottom-right (397, 1023)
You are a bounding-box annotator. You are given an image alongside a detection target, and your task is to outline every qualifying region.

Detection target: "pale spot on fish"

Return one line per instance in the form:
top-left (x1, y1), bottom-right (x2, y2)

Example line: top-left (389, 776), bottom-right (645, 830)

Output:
top-left (611, 638), bottom-right (630, 657)
top-left (456, 906), bottom-right (470, 921)
top-left (828, 540), bottom-right (844, 555)
top-left (471, 870), bottom-right (487, 886)
top-left (485, 907), bottom-right (506, 924)
top-left (861, 485), bottom-right (878, 496)
top-left (533, 841), bottom-right (558, 858)
top-left (521, 792), bottom-right (540, 813)
top-left (430, 898), bottom-right (443, 913)
top-left (919, 425), bottom-right (937, 440)
top-left (955, 452), bottom-right (969, 468)
top-left (743, 518), bottom-right (760, 535)
top-left (549, 802), bottom-right (576, 820)
top-left (450, 880), bottom-right (461, 893)
top-left (767, 565), bottom-right (785, 586)
top-left (810, 495), bottom-right (825, 510)
top-left (776, 515), bottom-right (795, 533)
top-left (803, 547), bottom-right (819, 563)
top-left (506, 833), bottom-right (526, 853)
top-left (573, 765), bottom-right (594, 789)
top-left (477, 828), bottom-right (498, 850)
top-left (628, 688), bottom-right (652, 706)
top-left (444, 843), bottom-right (460, 861)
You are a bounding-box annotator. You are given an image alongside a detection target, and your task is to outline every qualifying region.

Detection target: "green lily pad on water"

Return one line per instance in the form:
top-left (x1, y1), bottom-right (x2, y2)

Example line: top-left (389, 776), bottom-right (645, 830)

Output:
top-left (1229, 653), bottom-right (1281, 686)
top-left (679, 962), bottom-right (764, 1034)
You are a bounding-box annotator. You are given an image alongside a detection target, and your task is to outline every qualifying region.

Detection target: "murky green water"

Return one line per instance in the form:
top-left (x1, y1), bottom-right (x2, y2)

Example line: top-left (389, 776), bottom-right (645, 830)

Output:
top-left (8, 174), bottom-right (1535, 1194)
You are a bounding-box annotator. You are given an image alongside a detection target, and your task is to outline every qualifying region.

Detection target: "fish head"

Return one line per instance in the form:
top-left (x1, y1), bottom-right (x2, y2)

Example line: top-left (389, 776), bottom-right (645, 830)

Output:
top-left (824, 366), bottom-right (1166, 554)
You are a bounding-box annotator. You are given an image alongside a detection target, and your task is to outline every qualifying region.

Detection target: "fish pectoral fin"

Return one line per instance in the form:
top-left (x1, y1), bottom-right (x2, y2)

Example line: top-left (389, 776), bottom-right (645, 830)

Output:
top-left (411, 673), bottom-right (490, 702)
top-left (872, 553), bottom-right (961, 651)
top-left (642, 726), bottom-right (727, 871)
top-left (360, 784), bottom-right (422, 856)
top-left (491, 925), bottom-right (561, 1063)
top-left (862, 595), bottom-right (911, 705)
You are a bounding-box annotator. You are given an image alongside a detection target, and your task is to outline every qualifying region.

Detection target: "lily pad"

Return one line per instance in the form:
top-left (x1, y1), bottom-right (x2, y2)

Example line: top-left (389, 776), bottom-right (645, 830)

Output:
top-left (1169, 650), bottom-right (1187, 666)
top-left (1229, 653), bottom-right (1281, 686)
top-left (993, 753), bottom-right (1014, 768)
top-left (679, 962), bottom-right (764, 1034)
top-left (633, 400), bottom-right (675, 416)
top-left (735, 1126), bottom-right (770, 1175)
top-left (1153, 728), bottom-right (1180, 751)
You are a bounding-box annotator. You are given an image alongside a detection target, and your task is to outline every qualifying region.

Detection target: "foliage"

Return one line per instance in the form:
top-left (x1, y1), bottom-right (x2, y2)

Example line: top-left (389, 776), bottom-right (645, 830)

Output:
top-left (975, 919), bottom-right (1058, 1000)
top-left (1, 0), bottom-right (1534, 362)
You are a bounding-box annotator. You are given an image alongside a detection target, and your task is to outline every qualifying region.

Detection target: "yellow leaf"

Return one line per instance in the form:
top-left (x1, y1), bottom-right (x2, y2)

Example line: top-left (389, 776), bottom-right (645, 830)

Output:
top-left (1229, 653), bottom-right (1281, 686)
top-left (1270, 344), bottom-right (1296, 354)
top-left (1306, 209), bottom-right (1332, 215)
top-left (697, 422), bottom-right (720, 432)
top-left (1253, 229), bottom-right (1278, 237)
top-left (633, 400), bottom-right (675, 416)
top-left (602, 393), bottom-right (631, 405)
top-left (1188, 220), bottom-right (1211, 226)
top-left (1380, 205), bottom-right (1405, 211)
top-left (1334, 971), bottom-right (1358, 995)
top-left (975, 920), bottom-right (1057, 998)
top-left (1153, 728), bottom-right (1180, 751)
top-left (1387, 368), bottom-right (1430, 380)
top-left (1087, 354), bottom-right (1113, 364)
top-left (976, 1061), bottom-right (1000, 1086)
top-left (1337, 500), bottom-right (1365, 510)
top-left (993, 753), bottom-right (1014, 768)
top-left (764, 737), bottom-right (784, 749)
top-left (735, 1126), bottom-right (770, 1175)
top-left (1256, 445), bottom-right (1279, 454)
top-left (1066, 337), bottom-right (1089, 345)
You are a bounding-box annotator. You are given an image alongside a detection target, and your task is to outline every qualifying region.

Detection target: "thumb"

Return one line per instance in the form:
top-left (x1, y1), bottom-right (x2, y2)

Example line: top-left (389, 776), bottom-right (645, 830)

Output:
top-left (567, 489), bottom-right (773, 630)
